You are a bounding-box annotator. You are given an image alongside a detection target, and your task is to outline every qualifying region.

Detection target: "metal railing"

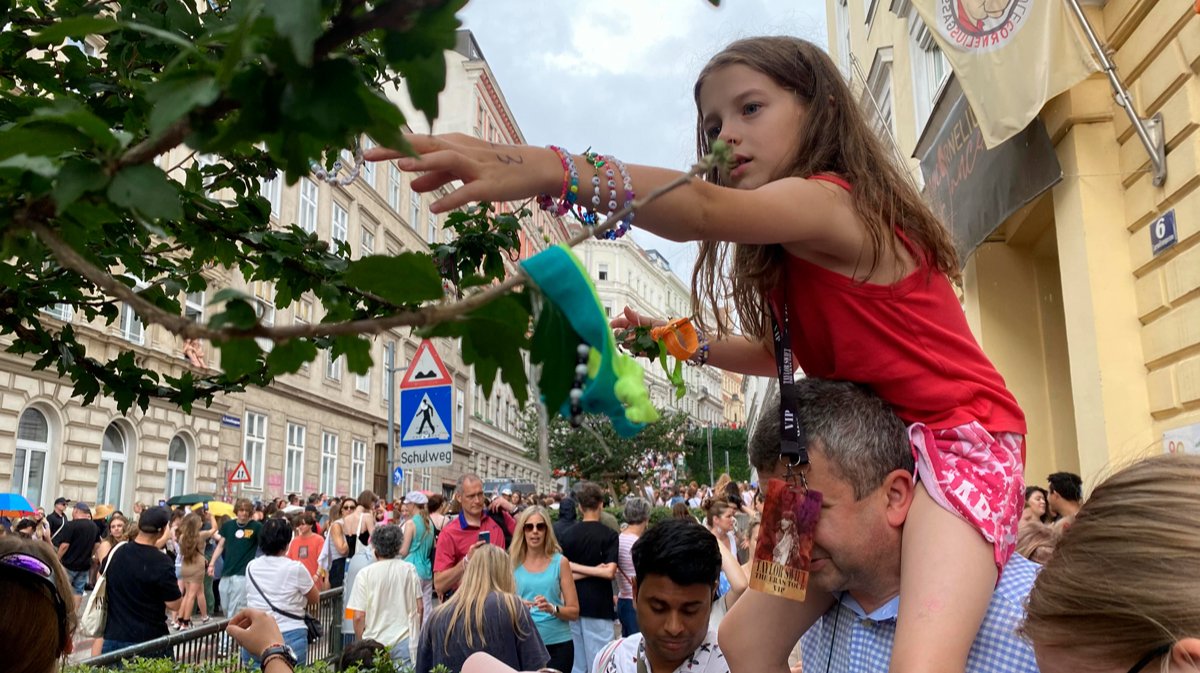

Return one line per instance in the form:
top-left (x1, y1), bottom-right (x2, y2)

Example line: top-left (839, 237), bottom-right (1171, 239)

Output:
top-left (79, 587), bottom-right (344, 669)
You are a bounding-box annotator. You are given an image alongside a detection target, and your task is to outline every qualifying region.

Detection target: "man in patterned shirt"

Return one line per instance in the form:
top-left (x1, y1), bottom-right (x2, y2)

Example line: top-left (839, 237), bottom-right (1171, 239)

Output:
top-left (592, 519), bottom-right (729, 673)
top-left (725, 380), bottom-right (1040, 673)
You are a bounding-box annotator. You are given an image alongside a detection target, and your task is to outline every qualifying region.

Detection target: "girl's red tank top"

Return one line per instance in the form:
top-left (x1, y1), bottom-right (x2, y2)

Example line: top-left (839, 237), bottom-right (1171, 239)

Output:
top-left (774, 174), bottom-right (1026, 434)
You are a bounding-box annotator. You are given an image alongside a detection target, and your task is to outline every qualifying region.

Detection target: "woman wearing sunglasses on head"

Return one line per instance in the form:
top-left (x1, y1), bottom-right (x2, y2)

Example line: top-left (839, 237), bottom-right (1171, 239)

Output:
top-left (1023, 453), bottom-right (1200, 673)
top-left (0, 536), bottom-right (76, 673)
top-left (511, 505), bottom-right (579, 673)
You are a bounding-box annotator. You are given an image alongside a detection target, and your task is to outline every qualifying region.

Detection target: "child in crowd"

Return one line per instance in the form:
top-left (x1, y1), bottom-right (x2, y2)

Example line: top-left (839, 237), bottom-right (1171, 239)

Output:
top-left (370, 35), bottom-right (1025, 673)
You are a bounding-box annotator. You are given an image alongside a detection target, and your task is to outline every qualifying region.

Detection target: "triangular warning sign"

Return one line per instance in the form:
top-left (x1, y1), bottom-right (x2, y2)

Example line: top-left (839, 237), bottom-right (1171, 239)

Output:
top-left (400, 340), bottom-right (452, 388)
top-left (230, 460), bottom-right (252, 483)
top-left (403, 393), bottom-right (450, 442)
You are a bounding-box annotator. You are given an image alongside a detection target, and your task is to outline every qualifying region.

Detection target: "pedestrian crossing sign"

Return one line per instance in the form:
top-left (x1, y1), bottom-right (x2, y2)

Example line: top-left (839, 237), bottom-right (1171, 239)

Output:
top-left (398, 384), bottom-right (454, 468)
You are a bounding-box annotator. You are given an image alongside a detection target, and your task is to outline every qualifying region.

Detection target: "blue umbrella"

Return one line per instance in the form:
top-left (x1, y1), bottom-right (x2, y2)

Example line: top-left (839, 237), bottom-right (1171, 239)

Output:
top-left (0, 493), bottom-right (37, 517)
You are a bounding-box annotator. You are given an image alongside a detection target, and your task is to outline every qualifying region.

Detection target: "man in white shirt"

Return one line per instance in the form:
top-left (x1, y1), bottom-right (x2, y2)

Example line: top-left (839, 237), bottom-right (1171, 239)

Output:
top-left (347, 523), bottom-right (423, 665)
top-left (592, 519), bottom-right (728, 673)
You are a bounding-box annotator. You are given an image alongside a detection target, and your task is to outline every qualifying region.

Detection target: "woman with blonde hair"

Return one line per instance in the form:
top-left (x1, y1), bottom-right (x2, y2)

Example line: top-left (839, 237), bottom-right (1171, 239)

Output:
top-left (415, 543), bottom-right (549, 673)
top-left (1023, 454), bottom-right (1200, 673)
top-left (399, 491), bottom-right (436, 624)
top-left (511, 505), bottom-right (579, 673)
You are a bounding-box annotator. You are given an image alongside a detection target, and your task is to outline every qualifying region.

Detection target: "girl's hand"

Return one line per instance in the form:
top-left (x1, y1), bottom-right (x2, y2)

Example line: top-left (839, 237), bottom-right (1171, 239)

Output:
top-left (226, 608), bottom-right (285, 658)
top-left (610, 306), bottom-right (665, 331)
top-left (364, 133), bottom-right (561, 214)
top-left (533, 595), bottom-right (555, 614)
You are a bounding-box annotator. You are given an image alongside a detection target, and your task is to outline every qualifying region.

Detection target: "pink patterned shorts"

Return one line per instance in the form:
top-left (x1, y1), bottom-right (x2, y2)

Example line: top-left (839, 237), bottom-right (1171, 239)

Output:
top-left (908, 421), bottom-right (1025, 574)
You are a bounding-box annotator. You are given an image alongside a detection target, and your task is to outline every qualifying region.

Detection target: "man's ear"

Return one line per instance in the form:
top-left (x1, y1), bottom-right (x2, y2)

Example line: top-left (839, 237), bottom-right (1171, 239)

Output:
top-left (882, 469), bottom-right (916, 528)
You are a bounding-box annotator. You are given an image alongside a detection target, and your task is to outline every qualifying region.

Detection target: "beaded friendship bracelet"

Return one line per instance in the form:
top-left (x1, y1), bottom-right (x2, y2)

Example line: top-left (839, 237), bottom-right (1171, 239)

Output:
top-left (604, 155), bottom-right (636, 239)
top-left (537, 145), bottom-right (578, 216)
top-left (686, 327), bottom-right (710, 367)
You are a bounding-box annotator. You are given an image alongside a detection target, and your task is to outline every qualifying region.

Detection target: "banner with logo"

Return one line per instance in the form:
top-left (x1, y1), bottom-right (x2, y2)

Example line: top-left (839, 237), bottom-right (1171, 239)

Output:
top-left (911, 0), bottom-right (1100, 148)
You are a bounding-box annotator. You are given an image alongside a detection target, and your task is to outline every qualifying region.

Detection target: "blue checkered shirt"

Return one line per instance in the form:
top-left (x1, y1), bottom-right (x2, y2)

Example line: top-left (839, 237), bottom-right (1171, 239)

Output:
top-left (800, 554), bottom-right (1041, 673)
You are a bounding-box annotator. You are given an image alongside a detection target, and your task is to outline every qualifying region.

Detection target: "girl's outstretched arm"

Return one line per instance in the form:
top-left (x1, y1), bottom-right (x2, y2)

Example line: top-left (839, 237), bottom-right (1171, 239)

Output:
top-left (613, 306), bottom-right (776, 376)
top-left (719, 587), bottom-right (834, 673)
top-left (366, 134), bottom-right (860, 256)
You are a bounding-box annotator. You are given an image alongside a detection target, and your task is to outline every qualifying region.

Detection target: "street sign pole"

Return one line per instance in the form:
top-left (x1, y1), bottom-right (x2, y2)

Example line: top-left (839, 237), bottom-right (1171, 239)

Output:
top-left (384, 341), bottom-right (407, 503)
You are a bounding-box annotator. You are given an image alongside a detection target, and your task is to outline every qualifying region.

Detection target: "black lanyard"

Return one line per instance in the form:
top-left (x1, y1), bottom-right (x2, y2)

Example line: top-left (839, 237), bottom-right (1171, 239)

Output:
top-left (770, 296), bottom-right (809, 467)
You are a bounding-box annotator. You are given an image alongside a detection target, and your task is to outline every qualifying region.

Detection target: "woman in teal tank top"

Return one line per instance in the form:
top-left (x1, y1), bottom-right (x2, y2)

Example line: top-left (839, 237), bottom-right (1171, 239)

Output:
top-left (399, 491), bottom-right (435, 624)
top-left (511, 506), bottom-right (579, 673)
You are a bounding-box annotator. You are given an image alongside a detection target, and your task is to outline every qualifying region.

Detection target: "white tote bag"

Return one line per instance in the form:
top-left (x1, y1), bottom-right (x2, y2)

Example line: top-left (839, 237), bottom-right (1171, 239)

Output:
top-left (79, 541), bottom-right (127, 638)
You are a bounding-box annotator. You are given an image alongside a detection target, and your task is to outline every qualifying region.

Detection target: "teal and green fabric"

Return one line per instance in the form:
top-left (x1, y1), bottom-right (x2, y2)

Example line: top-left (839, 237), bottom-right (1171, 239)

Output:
top-left (521, 245), bottom-right (658, 437)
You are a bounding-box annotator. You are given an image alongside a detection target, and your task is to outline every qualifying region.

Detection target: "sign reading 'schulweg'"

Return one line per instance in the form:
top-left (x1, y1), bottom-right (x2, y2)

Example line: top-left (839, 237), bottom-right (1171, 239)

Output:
top-left (919, 92), bottom-right (1062, 263)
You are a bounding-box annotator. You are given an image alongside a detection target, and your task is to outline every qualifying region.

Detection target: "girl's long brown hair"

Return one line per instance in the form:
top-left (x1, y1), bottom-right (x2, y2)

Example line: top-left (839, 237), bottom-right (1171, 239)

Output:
top-left (691, 36), bottom-right (959, 340)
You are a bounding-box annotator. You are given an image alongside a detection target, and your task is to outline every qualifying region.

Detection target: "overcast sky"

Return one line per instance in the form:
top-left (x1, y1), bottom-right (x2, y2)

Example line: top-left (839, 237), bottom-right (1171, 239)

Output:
top-left (458, 0), bottom-right (830, 280)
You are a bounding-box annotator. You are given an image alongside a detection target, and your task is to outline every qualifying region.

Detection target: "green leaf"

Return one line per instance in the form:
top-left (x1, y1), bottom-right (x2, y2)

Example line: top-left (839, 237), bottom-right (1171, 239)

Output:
top-left (343, 254), bottom-right (444, 305)
top-left (107, 164), bottom-right (183, 221)
top-left (210, 287), bottom-right (255, 304)
top-left (0, 154), bottom-right (56, 177)
top-left (0, 127), bottom-right (82, 160)
top-left (31, 16), bottom-right (121, 45)
top-left (121, 21), bottom-right (201, 53)
top-left (266, 338), bottom-right (318, 375)
top-left (218, 338), bottom-right (262, 379)
top-left (381, 0), bottom-right (466, 122)
top-left (146, 74), bottom-right (220, 137)
top-left (53, 159), bottom-right (108, 213)
top-left (530, 301), bottom-right (578, 413)
top-left (263, 0), bottom-right (321, 66)
top-left (208, 300), bottom-right (259, 330)
top-left (334, 335), bottom-right (372, 375)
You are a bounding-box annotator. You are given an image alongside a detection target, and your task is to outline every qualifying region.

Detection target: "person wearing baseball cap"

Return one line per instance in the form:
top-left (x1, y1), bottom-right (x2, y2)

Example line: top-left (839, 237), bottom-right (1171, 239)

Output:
top-left (399, 490), bottom-right (435, 621)
top-left (47, 497), bottom-right (70, 543)
top-left (99, 506), bottom-right (182, 659)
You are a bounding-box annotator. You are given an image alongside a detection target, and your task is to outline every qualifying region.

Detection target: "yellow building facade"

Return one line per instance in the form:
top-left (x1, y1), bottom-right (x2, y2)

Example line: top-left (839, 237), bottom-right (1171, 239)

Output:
top-left (826, 0), bottom-right (1200, 491)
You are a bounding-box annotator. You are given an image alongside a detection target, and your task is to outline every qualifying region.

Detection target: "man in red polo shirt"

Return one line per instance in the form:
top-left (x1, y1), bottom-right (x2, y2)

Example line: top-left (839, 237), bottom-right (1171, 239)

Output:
top-left (433, 473), bottom-right (515, 598)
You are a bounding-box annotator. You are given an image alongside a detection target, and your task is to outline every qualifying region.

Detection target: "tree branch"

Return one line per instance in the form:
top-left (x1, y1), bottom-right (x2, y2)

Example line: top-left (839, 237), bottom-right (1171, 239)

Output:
top-left (314, 0), bottom-right (446, 61)
top-left (25, 153), bottom-right (720, 346)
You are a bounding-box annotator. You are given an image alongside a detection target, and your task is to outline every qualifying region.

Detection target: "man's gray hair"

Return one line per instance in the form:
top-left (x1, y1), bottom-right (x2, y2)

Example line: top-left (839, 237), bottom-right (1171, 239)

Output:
top-left (372, 524), bottom-right (404, 559)
top-left (748, 380), bottom-right (911, 499)
top-left (456, 473), bottom-right (481, 494)
top-left (623, 496), bottom-right (651, 525)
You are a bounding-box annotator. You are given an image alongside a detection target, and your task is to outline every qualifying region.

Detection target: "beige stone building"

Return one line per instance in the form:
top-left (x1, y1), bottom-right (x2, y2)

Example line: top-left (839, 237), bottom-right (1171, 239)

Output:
top-left (827, 0), bottom-right (1200, 491)
top-left (2, 30), bottom-right (564, 513)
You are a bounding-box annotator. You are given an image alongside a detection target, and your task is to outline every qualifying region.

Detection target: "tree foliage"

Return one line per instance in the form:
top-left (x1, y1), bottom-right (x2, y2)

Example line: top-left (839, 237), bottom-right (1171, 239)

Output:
top-left (520, 406), bottom-right (692, 493)
top-left (0, 0), bottom-right (727, 424)
top-left (681, 426), bottom-right (751, 485)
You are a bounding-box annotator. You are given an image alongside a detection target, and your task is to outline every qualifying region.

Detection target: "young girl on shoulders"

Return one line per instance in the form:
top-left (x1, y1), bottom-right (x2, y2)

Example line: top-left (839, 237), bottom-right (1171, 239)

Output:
top-left (370, 35), bottom-right (1025, 673)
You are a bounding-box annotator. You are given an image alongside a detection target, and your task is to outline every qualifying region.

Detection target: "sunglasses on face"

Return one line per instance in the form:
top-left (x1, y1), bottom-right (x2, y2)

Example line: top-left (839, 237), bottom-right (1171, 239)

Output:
top-left (523, 522), bottom-right (547, 532)
top-left (0, 553), bottom-right (68, 648)
top-left (342, 503), bottom-right (356, 510)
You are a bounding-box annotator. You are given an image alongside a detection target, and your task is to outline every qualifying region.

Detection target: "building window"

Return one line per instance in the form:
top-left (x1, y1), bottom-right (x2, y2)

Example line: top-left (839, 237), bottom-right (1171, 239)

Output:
top-left (388, 164), bottom-right (403, 212)
top-left (361, 137), bottom-right (376, 187)
top-left (331, 201), bottom-right (349, 247)
top-left (355, 360), bottom-right (370, 394)
top-left (184, 291), bottom-right (205, 323)
top-left (321, 431), bottom-right (338, 495)
top-left (360, 224), bottom-right (376, 258)
top-left (298, 177), bottom-right (319, 234)
top-left (597, 263), bottom-right (608, 281)
top-left (13, 408), bottom-right (52, 507)
top-left (864, 0), bottom-right (879, 25)
top-left (409, 186), bottom-right (421, 229)
top-left (41, 303), bottom-right (72, 322)
top-left (294, 297), bottom-right (312, 326)
top-left (455, 388), bottom-right (464, 433)
top-left (243, 411), bottom-right (266, 489)
top-left (166, 435), bottom-right (190, 499)
top-left (865, 48), bottom-right (896, 141)
top-left (98, 422), bottom-right (128, 509)
top-left (252, 280), bottom-right (275, 326)
top-left (909, 12), bottom-right (949, 134)
top-left (119, 304), bottom-right (144, 345)
top-left (351, 439), bottom-right (366, 496)
top-left (259, 171), bottom-right (282, 218)
top-left (326, 352), bottom-right (343, 382)
top-left (835, 0), bottom-right (851, 76)
top-left (603, 301), bottom-right (613, 318)
top-left (286, 422), bottom-right (306, 494)
top-left (427, 210), bottom-right (438, 245)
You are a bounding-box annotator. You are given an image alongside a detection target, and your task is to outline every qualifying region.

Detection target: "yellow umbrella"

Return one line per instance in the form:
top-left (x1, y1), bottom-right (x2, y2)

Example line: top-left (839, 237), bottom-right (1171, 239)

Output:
top-left (193, 501), bottom-right (234, 517)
